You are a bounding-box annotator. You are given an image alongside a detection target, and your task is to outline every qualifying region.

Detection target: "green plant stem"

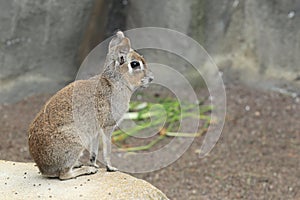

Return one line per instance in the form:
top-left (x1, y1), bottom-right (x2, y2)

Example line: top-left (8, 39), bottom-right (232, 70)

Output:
top-left (165, 129), bottom-right (207, 137)
top-left (119, 135), bottom-right (166, 152)
top-left (113, 118), bottom-right (165, 141)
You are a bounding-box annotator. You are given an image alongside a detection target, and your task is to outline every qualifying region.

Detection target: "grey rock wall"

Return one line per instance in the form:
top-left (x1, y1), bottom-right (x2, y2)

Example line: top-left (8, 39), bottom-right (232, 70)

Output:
top-left (127, 0), bottom-right (300, 90)
top-left (244, 0), bottom-right (300, 80)
top-left (126, 0), bottom-right (192, 34)
top-left (1, 0), bottom-right (299, 103)
top-left (0, 0), bottom-right (94, 103)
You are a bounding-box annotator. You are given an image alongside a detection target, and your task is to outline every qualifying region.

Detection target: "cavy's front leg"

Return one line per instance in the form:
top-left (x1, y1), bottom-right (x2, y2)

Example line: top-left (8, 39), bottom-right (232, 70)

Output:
top-left (89, 133), bottom-right (100, 168)
top-left (102, 125), bottom-right (118, 172)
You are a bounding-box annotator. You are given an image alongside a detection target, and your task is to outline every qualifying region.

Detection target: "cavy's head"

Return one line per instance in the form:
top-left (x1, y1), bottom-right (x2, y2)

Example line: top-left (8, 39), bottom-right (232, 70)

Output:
top-left (104, 31), bottom-right (153, 90)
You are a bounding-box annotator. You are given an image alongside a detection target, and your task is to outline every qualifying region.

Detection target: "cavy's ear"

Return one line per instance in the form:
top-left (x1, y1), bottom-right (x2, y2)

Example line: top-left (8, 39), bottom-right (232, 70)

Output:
top-left (109, 31), bottom-right (125, 49)
top-left (108, 31), bottom-right (131, 55)
top-left (105, 31), bottom-right (131, 67)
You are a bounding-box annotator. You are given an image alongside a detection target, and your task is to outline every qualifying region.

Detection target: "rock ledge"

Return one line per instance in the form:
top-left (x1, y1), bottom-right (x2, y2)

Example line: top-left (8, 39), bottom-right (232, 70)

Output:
top-left (0, 160), bottom-right (168, 200)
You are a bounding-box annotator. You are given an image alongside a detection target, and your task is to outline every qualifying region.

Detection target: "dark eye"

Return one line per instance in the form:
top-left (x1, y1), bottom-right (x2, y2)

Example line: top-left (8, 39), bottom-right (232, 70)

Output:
top-left (130, 61), bottom-right (141, 69)
top-left (120, 56), bottom-right (125, 65)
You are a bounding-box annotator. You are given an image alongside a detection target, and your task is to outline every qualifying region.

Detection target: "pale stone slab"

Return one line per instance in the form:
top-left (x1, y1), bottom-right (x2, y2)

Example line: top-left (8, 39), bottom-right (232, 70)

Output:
top-left (0, 160), bottom-right (168, 200)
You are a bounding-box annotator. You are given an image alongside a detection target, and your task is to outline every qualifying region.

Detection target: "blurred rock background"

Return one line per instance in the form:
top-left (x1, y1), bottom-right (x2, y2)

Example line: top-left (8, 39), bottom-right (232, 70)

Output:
top-left (0, 0), bottom-right (299, 103)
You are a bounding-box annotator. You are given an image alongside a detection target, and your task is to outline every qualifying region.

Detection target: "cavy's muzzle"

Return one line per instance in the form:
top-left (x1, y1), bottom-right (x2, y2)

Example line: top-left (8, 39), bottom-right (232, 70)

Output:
top-left (141, 74), bottom-right (154, 88)
top-left (148, 76), bottom-right (154, 83)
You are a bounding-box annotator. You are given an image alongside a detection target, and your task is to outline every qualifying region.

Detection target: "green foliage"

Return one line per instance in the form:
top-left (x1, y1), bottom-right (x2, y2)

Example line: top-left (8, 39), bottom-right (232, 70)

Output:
top-left (112, 98), bottom-right (212, 152)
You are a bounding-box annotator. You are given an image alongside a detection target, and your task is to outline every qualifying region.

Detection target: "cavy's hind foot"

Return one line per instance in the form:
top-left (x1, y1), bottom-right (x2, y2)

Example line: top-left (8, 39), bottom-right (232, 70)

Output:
top-left (89, 162), bottom-right (100, 168)
top-left (59, 166), bottom-right (98, 180)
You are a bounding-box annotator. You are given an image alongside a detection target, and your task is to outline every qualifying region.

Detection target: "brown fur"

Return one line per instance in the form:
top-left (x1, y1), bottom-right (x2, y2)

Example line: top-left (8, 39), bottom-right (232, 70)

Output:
top-left (28, 31), bottom-right (153, 180)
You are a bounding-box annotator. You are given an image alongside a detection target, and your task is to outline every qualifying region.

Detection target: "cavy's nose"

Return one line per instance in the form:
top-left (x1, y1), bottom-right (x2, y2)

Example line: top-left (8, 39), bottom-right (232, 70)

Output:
top-left (149, 76), bottom-right (154, 82)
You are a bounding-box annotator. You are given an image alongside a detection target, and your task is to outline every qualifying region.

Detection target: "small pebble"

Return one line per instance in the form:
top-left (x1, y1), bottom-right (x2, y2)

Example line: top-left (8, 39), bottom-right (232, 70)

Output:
top-left (291, 93), bottom-right (297, 98)
top-left (245, 105), bottom-right (250, 111)
top-left (194, 149), bottom-right (201, 155)
top-left (288, 11), bottom-right (295, 19)
top-left (262, 182), bottom-right (267, 187)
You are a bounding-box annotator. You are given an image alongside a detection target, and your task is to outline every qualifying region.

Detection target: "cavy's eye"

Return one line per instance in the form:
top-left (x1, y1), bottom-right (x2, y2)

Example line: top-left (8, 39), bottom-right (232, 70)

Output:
top-left (128, 60), bottom-right (144, 73)
top-left (130, 61), bottom-right (141, 69)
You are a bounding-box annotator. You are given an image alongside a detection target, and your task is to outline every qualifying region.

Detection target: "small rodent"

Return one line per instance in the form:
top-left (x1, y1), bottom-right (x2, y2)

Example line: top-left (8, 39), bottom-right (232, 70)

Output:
top-left (28, 31), bottom-right (153, 180)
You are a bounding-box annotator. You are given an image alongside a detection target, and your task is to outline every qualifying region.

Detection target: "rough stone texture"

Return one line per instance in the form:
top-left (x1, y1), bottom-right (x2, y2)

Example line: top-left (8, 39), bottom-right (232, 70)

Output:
top-left (126, 0), bottom-right (191, 34)
top-left (127, 0), bottom-right (300, 91)
top-left (244, 0), bottom-right (300, 82)
top-left (0, 160), bottom-right (169, 200)
top-left (1, 0), bottom-right (299, 104)
top-left (0, 0), bottom-right (94, 103)
top-left (201, 0), bottom-right (300, 89)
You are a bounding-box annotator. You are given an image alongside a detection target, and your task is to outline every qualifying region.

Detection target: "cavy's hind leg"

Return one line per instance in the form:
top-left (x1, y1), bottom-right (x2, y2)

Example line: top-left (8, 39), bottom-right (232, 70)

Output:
top-left (59, 148), bottom-right (98, 180)
top-left (73, 160), bottom-right (83, 168)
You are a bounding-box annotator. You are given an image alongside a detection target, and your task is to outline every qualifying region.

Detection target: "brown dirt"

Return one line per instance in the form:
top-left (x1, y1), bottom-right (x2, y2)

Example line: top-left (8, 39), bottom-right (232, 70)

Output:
top-left (0, 84), bottom-right (299, 199)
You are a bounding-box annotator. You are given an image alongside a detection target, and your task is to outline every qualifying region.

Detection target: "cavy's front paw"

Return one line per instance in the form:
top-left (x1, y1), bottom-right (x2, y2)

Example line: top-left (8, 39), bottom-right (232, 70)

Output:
top-left (106, 165), bottom-right (118, 172)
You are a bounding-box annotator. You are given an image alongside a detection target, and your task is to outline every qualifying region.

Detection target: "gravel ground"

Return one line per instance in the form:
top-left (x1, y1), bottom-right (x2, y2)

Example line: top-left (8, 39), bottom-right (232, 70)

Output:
top-left (0, 84), bottom-right (299, 199)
